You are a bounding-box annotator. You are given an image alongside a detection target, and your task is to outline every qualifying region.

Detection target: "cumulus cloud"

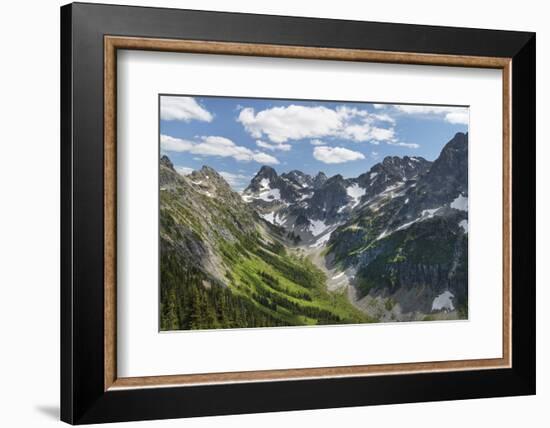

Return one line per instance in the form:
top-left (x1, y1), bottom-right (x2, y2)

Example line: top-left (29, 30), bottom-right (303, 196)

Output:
top-left (256, 140), bottom-right (291, 151)
top-left (174, 166), bottom-right (194, 176)
top-left (253, 152), bottom-right (280, 164)
top-left (237, 104), bottom-right (396, 144)
top-left (394, 105), bottom-right (469, 125)
top-left (372, 104), bottom-right (386, 109)
top-left (160, 134), bottom-right (279, 164)
top-left (313, 146), bottom-right (365, 164)
top-left (160, 96), bottom-right (213, 122)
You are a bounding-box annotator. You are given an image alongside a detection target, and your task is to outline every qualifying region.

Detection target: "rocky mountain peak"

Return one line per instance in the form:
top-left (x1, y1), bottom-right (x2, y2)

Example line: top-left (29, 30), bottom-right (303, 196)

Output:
top-left (382, 156), bottom-right (401, 166)
top-left (313, 172), bottom-right (328, 188)
top-left (189, 165), bottom-right (223, 181)
top-left (203, 165), bottom-right (223, 178)
top-left (325, 174), bottom-right (345, 186)
top-left (377, 155), bottom-right (431, 180)
top-left (422, 132), bottom-right (468, 194)
top-left (160, 155), bottom-right (174, 170)
top-left (256, 165), bottom-right (278, 180)
top-left (243, 165), bottom-right (280, 195)
top-left (281, 170), bottom-right (313, 188)
top-left (186, 165), bottom-right (234, 199)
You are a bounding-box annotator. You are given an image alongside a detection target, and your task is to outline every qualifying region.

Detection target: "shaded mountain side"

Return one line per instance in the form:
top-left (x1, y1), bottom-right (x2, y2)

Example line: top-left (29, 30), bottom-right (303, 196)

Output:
top-left (325, 133), bottom-right (469, 318)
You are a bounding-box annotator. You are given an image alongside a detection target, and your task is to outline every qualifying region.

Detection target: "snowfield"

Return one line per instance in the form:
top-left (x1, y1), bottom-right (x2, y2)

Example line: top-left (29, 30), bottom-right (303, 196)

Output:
top-left (257, 188), bottom-right (281, 201)
top-left (260, 212), bottom-right (276, 224)
top-left (377, 206), bottom-right (444, 240)
top-left (308, 219), bottom-right (330, 236)
top-left (346, 184), bottom-right (366, 208)
top-left (259, 178), bottom-right (270, 190)
top-left (432, 290), bottom-right (455, 311)
top-left (450, 194), bottom-right (468, 211)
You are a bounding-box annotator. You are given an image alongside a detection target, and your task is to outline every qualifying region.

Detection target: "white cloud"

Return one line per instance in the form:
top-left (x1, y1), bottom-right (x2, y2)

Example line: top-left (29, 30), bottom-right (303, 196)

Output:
top-left (219, 171), bottom-right (251, 189)
top-left (161, 135), bottom-right (194, 152)
top-left (237, 104), bottom-right (396, 144)
top-left (310, 139), bottom-right (326, 146)
top-left (373, 104), bottom-right (386, 109)
top-left (253, 152), bottom-right (280, 164)
top-left (256, 140), bottom-right (291, 151)
top-left (372, 113), bottom-right (396, 124)
top-left (161, 134), bottom-right (279, 164)
top-left (160, 96), bottom-right (213, 122)
top-left (394, 105), bottom-right (469, 125)
top-left (313, 146), bottom-right (365, 164)
top-left (175, 166), bottom-right (194, 176)
top-left (388, 141), bottom-right (420, 149)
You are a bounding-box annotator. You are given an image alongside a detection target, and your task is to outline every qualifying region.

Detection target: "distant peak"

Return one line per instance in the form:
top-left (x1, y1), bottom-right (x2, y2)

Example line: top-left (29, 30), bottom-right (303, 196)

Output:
top-left (200, 165), bottom-right (219, 174)
top-left (326, 174), bottom-right (344, 184)
top-left (286, 169), bottom-right (306, 177)
top-left (254, 165), bottom-right (279, 180)
top-left (382, 156), bottom-right (401, 165)
top-left (258, 165), bottom-right (277, 174)
top-left (189, 165), bottom-right (223, 182)
top-left (442, 132), bottom-right (468, 151)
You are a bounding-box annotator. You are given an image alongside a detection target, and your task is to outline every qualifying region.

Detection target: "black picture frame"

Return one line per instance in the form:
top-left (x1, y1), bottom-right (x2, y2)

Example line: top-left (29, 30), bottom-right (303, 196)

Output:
top-left (61, 2), bottom-right (535, 424)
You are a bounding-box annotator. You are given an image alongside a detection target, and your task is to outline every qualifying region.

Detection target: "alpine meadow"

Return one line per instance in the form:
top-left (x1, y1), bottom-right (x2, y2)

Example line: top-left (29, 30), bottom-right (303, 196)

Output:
top-left (159, 95), bottom-right (469, 331)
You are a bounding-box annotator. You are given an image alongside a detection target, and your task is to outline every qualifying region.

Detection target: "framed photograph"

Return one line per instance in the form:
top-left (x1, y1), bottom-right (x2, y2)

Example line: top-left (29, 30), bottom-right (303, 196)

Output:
top-left (61, 2), bottom-right (535, 424)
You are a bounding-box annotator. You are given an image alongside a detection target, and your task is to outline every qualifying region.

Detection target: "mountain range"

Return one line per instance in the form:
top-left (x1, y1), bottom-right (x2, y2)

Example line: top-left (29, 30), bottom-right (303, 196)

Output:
top-left (160, 132), bottom-right (468, 330)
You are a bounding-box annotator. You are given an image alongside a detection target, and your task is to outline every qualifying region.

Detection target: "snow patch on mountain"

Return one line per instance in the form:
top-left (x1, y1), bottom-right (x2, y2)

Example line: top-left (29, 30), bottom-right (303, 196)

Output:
top-left (459, 219), bottom-right (468, 232)
top-left (450, 194), bottom-right (468, 211)
top-left (421, 207), bottom-right (440, 218)
top-left (346, 184), bottom-right (366, 208)
top-left (257, 188), bottom-right (281, 201)
top-left (259, 178), bottom-right (270, 190)
top-left (241, 193), bottom-right (253, 202)
top-left (377, 206), bottom-right (445, 241)
top-left (309, 219), bottom-right (330, 236)
top-left (432, 290), bottom-right (455, 311)
top-left (260, 212), bottom-right (276, 224)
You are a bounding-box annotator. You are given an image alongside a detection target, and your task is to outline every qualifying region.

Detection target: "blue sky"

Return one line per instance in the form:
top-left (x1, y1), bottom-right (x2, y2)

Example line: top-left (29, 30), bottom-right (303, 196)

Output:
top-left (160, 95), bottom-right (468, 191)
